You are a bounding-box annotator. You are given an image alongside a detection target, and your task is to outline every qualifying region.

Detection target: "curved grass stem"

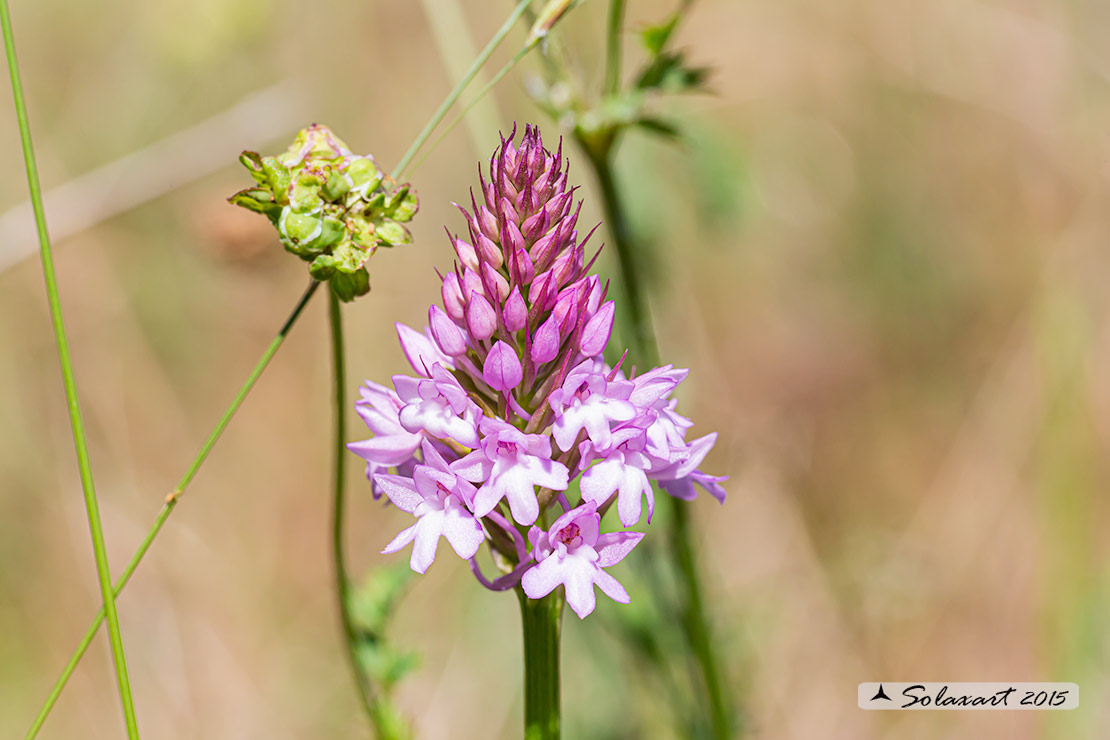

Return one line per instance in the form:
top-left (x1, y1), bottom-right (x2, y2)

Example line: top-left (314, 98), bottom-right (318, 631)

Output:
top-left (393, 0), bottom-right (533, 179)
top-left (22, 280), bottom-right (320, 740)
top-left (2, 1), bottom-right (141, 735)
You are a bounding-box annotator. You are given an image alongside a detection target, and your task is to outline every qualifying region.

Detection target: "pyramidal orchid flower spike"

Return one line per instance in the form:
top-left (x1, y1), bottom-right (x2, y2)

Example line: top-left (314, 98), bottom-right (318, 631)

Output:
top-left (229, 124), bottom-right (418, 302)
top-left (350, 124), bottom-right (726, 619)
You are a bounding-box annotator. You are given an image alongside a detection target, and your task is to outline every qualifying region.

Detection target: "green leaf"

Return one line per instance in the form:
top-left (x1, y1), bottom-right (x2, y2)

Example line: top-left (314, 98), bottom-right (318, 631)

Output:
top-left (635, 51), bottom-right (710, 93)
top-left (636, 116), bottom-right (682, 141)
top-left (639, 16), bottom-right (678, 57)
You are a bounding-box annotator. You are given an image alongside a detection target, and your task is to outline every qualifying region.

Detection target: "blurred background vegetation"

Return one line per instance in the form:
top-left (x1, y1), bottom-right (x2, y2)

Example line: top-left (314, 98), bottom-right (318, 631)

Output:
top-left (1, 0), bottom-right (1109, 738)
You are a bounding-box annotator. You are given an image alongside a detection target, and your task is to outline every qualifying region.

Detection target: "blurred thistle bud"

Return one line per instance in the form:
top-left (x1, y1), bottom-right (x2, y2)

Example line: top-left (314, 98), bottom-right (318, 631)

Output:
top-left (229, 124), bottom-right (418, 302)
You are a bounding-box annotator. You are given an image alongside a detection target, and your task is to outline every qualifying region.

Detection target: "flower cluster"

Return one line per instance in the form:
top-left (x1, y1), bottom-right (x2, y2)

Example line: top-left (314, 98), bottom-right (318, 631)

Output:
top-left (350, 125), bottom-right (724, 618)
top-left (230, 124), bottom-right (418, 301)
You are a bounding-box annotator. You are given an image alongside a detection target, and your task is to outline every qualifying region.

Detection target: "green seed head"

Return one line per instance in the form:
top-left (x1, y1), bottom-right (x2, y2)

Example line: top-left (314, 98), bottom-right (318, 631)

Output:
top-left (228, 124), bottom-right (418, 302)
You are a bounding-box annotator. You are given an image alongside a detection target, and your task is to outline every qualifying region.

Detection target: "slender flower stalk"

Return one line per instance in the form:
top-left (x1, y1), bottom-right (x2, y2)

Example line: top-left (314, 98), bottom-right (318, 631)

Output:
top-left (328, 290), bottom-right (375, 721)
top-left (1, 2), bottom-right (141, 736)
top-left (350, 125), bottom-right (726, 735)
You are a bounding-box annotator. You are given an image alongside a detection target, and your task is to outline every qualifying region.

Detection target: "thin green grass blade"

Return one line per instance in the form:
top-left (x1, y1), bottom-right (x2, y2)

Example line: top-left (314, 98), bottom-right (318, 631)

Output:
top-left (23, 280), bottom-right (320, 740)
top-left (0, 0), bottom-right (141, 735)
top-left (393, 0), bottom-right (532, 179)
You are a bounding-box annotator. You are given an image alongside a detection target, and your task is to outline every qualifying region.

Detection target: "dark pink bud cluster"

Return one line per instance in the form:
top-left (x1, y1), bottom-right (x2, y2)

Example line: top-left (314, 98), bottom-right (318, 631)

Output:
top-left (437, 124), bottom-right (609, 404)
top-left (350, 125), bottom-right (724, 619)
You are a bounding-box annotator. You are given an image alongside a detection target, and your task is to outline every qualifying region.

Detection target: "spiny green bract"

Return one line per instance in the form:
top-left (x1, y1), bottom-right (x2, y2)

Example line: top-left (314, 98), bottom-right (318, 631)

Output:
top-left (229, 124), bottom-right (418, 302)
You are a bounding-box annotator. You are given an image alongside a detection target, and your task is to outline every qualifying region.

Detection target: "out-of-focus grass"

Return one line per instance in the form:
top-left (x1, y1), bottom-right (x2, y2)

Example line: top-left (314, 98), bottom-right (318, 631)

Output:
top-left (1, 0), bottom-right (1109, 738)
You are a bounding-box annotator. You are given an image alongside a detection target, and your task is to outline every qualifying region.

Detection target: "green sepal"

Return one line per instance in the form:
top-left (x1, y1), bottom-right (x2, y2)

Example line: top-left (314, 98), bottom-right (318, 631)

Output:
top-left (331, 268), bottom-right (370, 302)
top-left (306, 215), bottom-right (346, 253)
top-left (289, 170), bottom-right (324, 212)
top-left (228, 187), bottom-right (282, 219)
top-left (347, 157), bottom-right (382, 192)
top-left (330, 240), bottom-right (369, 273)
top-left (323, 171), bottom-right (350, 202)
top-left (239, 151), bottom-right (268, 186)
top-left (309, 253), bottom-right (336, 279)
top-left (386, 186), bottom-right (418, 222)
top-left (363, 191), bottom-right (387, 213)
top-left (280, 209), bottom-right (322, 245)
top-left (350, 220), bottom-right (377, 249)
top-left (374, 220), bottom-right (411, 246)
top-left (260, 157), bottom-right (292, 201)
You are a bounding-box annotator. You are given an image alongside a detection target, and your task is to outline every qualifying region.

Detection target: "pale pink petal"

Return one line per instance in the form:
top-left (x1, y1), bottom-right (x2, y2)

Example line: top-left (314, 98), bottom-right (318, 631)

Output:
top-left (520, 557), bottom-right (563, 599)
top-left (410, 515), bottom-right (444, 573)
top-left (592, 569), bottom-right (630, 604)
top-left (594, 531), bottom-right (644, 567)
top-left (562, 556), bottom-right (599, 619)
top-left (373, 474), bottom-right (423, 513)
top-left (579, 459), bottom-right (622, 504)
top-left (451, 450), bottom-right (492, 483)
top-left (442, 502), bottom-right (485, 559)
top-left (381, 522), bottom-right (418, 555)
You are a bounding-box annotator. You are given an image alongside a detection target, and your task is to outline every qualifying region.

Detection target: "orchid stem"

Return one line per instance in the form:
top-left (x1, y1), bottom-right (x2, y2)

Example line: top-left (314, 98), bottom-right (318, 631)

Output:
top-left (582, 143), bottom-right (730, 738)
top-left (22, 280), bottom-right (320, 740)
top-left (2, 1), bottom-right (141, 736)
top-left (518, 589), bottom-right (563, 740)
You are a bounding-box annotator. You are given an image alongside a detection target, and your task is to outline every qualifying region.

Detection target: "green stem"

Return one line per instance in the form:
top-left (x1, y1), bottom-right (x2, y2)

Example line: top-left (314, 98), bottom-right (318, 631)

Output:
top-left (671, 500), bottom-right (730, 738)
top-left (23, 280), bottom-right (320, 740)
top-left (1, 3), bottom-right (141, 736)
top-left (517, 589), bottom-right (563, 740)
top-left (603, 0), bottom-right (625, 96)
top-left (393, 0), bottom-right (533, 180)
top-left (328, 290), bottom-right (381, 730)
top-left (583, 144), bottom-right (659, 366)
top-left (582, 145), bottom-right (730, 738)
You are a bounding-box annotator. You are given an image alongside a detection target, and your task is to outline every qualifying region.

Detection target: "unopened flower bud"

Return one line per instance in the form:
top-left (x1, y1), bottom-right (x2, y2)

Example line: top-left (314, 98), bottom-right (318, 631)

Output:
top-left (430, 305), bottom-right (468, 356)
top-left (578, 300), bottom-right (615, 356)
top-left (466, 292), bottom-right (497, 341)
top-left (476, 205), bottom-right (499, 241)
top-left (504, 286), bottom-right (527, 332)
top-left (481, 262), bottom-right (510, 303)
top-left (462, 267), bottom-right (486, 300)
top-left (531, 315), bottom-right (562, 364)
top-left (483, 341), bottom-right (523, 391)
top-left (442, 272), bottom-right (466, 320)
top-left (451, 235), bottom-right (480, 271)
